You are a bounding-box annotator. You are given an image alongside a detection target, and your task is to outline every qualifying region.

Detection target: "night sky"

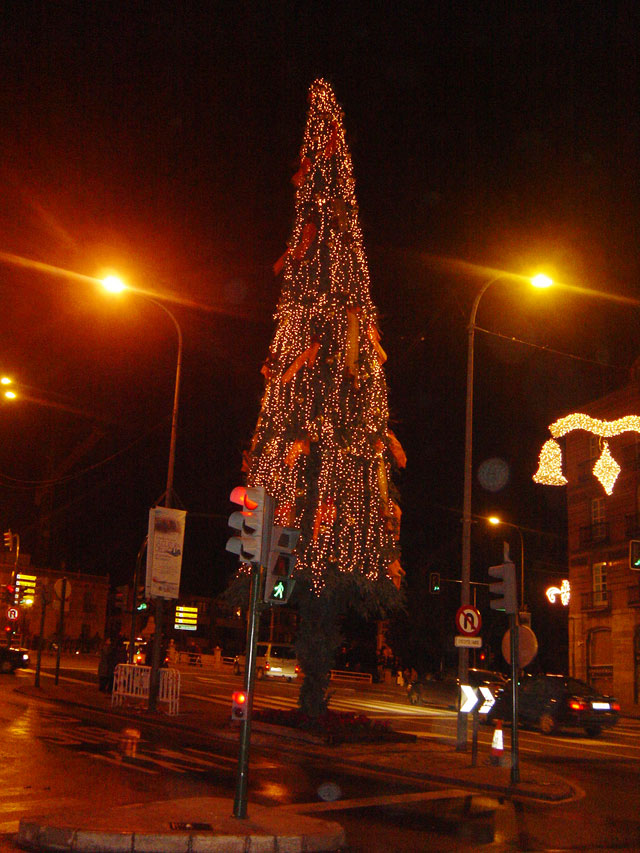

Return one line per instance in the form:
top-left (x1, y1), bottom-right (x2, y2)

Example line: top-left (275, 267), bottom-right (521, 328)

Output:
top-left (1, 4), bottom-right (638, 650)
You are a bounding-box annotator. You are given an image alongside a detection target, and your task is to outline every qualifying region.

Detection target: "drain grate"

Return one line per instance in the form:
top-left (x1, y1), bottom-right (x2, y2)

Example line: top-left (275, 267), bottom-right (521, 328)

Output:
top-left (169, 822), bottom-right (213, 831)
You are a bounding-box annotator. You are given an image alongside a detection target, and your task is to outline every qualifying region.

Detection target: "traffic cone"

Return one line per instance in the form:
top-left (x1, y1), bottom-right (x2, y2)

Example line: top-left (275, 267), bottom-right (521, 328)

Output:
top-left (490, 719), bottom-right (504, 766)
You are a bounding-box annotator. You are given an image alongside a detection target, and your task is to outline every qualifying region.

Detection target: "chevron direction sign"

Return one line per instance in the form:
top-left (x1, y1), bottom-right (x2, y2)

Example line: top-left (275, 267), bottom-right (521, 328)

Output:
top-left (459, 684), bottom-right (496, 715)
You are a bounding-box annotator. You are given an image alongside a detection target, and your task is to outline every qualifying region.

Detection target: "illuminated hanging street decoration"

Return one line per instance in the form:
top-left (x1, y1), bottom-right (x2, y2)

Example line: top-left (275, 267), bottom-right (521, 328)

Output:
top-left (533, 413), bottom-right (640, 495)
top-left (546, 579), bottom-right (570, 606)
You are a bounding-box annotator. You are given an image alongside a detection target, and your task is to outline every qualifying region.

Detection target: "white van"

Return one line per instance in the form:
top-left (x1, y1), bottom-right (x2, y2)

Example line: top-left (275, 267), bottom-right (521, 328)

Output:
top-left (233, 643), bottom-right (300, 681)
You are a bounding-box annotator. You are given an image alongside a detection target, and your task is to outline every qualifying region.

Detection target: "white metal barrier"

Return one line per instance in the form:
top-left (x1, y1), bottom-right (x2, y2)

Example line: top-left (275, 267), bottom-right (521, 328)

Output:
top-left (111, 664), bottom-right (181, 715)
top-left (329, 669), bottom-right (373, 684)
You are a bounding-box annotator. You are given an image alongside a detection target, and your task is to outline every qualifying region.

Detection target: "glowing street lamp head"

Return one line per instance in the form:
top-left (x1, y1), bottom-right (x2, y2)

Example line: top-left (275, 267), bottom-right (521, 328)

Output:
top-left (488, 516), bottom-right (501, 526)
top-left (0, 377), bottom-right (11, 386)
top-left (531, 273), bottom-right (552, 289)
top-left (102, 275), bottom-right (126, 294)
top-left (4, 390), bottom-right (16, 400)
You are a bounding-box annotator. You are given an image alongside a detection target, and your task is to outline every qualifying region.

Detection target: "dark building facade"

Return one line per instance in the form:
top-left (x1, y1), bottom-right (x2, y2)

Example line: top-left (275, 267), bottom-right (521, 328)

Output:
top-left (560, 373), bottom-right (640, 710)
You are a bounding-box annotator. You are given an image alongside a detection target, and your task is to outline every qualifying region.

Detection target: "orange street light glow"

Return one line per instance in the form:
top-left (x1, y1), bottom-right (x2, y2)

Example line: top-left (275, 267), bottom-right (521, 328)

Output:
top-left (1, 377), bottom-right (12, 385)
top-left (4, 390), bottom-right (16, 399)
top-left (102, 275), bottom-right (126, 293)
top-left (531, 273), bottom-right (552, 288)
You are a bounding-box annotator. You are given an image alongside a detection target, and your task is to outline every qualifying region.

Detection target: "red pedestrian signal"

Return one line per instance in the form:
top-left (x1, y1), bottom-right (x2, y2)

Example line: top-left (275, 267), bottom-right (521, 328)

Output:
top-left (226, 486), bottom-right (275, 566)
top-left (231, 690), bottom-right (248, 721)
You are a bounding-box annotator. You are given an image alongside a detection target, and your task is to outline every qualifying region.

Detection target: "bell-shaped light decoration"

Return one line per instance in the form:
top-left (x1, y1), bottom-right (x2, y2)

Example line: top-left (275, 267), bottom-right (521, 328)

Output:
top-left (533, 439), bottom-right (567, 486)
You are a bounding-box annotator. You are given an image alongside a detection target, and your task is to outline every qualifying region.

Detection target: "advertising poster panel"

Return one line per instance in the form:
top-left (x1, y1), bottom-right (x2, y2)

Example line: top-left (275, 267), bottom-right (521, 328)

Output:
top-left (145, 506), bottom-right (186, 599)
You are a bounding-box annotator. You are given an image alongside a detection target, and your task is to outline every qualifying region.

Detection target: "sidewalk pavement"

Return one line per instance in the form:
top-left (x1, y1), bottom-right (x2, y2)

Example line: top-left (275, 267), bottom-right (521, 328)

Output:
top-left (13, 671), bottom-right (577, 852)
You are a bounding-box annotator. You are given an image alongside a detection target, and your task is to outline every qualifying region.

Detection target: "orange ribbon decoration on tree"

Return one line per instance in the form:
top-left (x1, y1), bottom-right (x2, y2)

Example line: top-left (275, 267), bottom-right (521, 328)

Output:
top-left (285, 436), bottom-right (311, 468)
top-left (292, 222), bottom-right (317, 260)
top-left (282, 338), bottom-right (321, 383)
top-left (367, 323), bottom-right (387, 365)
top-left (345, 306), bottom-right (361, 379)
top-left (312, 498), bottom-right (336, 541)
top-left (387, 429), bottom-right (406, 468)
top-left (324, 121), bottom-right (338, 157)
top-left (273, 249), bottom-right (290, 275)
top-left (291, 156), bottom-right (312, 187)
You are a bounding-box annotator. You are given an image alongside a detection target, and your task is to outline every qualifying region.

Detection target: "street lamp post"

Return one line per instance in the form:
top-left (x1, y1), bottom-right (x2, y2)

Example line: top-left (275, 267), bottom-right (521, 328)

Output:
top-left (101, 277), bottom-right (183, 711)
top-left (145, 296), bottom-right (183, 711)
top-left (101, 277), bottom-right (183, 507)
top-left (457, 272), bottom-right (551, 752)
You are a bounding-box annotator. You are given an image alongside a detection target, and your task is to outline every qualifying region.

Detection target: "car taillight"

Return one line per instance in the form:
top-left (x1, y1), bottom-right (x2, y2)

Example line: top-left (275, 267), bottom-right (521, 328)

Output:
top-left (569, 699), bottom-right (587, 711)
top-left (295, 665), bottom-right (300, 674)
top-left (611, 702), bottom-right (620, 711)
top-left (265, 662), bottom-right (270, 671)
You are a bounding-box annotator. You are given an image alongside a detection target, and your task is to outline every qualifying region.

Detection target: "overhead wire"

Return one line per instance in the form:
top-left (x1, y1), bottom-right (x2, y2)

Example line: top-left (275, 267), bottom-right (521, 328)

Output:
top-left (0, 416), bottom-right (169, 490)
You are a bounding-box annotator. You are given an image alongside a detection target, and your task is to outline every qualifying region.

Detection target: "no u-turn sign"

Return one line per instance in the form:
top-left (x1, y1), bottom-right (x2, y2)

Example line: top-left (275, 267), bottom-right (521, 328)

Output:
top-left (455, 605), bottom-right (482, 636)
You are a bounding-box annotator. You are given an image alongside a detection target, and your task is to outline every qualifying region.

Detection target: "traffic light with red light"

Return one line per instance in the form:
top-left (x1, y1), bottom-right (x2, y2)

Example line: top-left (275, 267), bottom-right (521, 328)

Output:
top-left (231, 690), bottom-right (248, 720)
top-left (3, 531), bottom-right (12, 551)
top-left (226, 486), bottom-right (275, 566)
top-left (3, 584), bottom-right (15, 604)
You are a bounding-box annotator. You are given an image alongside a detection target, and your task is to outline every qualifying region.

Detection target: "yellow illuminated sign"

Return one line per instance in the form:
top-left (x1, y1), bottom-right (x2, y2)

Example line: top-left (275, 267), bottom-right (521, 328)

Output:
top-left (174, 605), bottom-right (198, 631)
top-left (15, 574), bottom-right (36, 607)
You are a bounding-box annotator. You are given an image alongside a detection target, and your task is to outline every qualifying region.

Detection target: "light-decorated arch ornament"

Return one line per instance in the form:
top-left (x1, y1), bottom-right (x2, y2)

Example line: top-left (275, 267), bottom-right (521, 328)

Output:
top-left (533, 413), bottom-right (640, 496)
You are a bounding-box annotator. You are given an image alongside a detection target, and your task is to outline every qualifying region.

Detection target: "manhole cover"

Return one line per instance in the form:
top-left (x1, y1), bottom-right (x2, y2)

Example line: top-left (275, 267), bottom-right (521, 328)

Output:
top-left (169, 822), bottom-right (213, 831)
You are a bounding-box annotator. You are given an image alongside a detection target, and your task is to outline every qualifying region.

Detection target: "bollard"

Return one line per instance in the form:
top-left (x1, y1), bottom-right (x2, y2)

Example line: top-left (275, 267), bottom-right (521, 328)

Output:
top-left (491, 719), bottom-right (504, 766)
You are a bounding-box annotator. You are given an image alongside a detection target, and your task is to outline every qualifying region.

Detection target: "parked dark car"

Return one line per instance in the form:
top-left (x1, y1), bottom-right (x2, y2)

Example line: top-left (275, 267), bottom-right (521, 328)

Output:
top-left (0, 645), bottom-right (30, 674)
top-left (408, 668), bottom-right (508, 709)
top-left (487, 673), bottom-right (620, 737)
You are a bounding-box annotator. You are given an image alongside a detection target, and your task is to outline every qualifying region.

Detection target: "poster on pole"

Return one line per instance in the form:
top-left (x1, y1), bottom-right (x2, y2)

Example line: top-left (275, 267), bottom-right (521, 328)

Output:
top-left (145, 506), bottom-right (186, 599)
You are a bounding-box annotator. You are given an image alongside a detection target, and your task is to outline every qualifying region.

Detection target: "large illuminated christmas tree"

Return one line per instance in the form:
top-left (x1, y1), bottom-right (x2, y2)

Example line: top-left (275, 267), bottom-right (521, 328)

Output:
top-left (245, 79), bottom-right (405, 715)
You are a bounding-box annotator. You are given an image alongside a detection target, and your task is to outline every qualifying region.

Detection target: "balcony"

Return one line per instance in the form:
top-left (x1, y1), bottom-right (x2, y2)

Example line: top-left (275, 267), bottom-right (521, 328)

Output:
top-left (577, 459), bottom-right (594, 483)
top-left (626, 513), bottom-right (640, 538)
top-left (578, 522), bottom-right (610, 549)
top-left (581, 590), bottom-right (610, 612)
top-left (621, 444), bottom-right (640, 469)
top-left (628, 584), bottom-right (640, 607)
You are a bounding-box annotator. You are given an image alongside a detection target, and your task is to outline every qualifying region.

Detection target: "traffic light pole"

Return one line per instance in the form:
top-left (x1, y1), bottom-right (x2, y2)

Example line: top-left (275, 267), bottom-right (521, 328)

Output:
top-left (233, 563), bottom-right (263, 819)
top-left (233, 493), bottom-right (275, 820)
top-left (509, 613), bottom-right (520, 784)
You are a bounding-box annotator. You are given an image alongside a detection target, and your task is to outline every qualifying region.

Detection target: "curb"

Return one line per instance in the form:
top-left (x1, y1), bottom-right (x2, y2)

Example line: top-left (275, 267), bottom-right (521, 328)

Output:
top-left (18, 823), bottom-right (346, 853)
top-left (18, 797), bottom-right (346, 853)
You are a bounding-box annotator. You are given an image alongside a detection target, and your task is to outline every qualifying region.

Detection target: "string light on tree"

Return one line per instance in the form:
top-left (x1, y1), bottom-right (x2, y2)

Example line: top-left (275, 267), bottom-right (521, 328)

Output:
top-left (245, 78), bottom-right (404, 592)
top-left (533, 413), bottom-right (640, 495)
top-left (238, 79), bottom-right (405, 719)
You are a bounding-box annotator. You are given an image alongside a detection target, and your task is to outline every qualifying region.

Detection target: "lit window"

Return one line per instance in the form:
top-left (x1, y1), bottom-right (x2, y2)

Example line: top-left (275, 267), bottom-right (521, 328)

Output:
top-left (593, 561), bottom-right (608, 606)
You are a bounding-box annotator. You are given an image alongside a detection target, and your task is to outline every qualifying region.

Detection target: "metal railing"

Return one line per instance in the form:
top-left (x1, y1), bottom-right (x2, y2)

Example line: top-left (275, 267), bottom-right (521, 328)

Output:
top-left (111, 664), bottom-right (180, 715)
top-left (628, 584), bottom-right (640, 607)
top-left (578, 522), bottom-right (610, 548)
top-left (580, 590), bottom-right (610, 611)
top-left (329, 669), bottom-right (373, 684)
